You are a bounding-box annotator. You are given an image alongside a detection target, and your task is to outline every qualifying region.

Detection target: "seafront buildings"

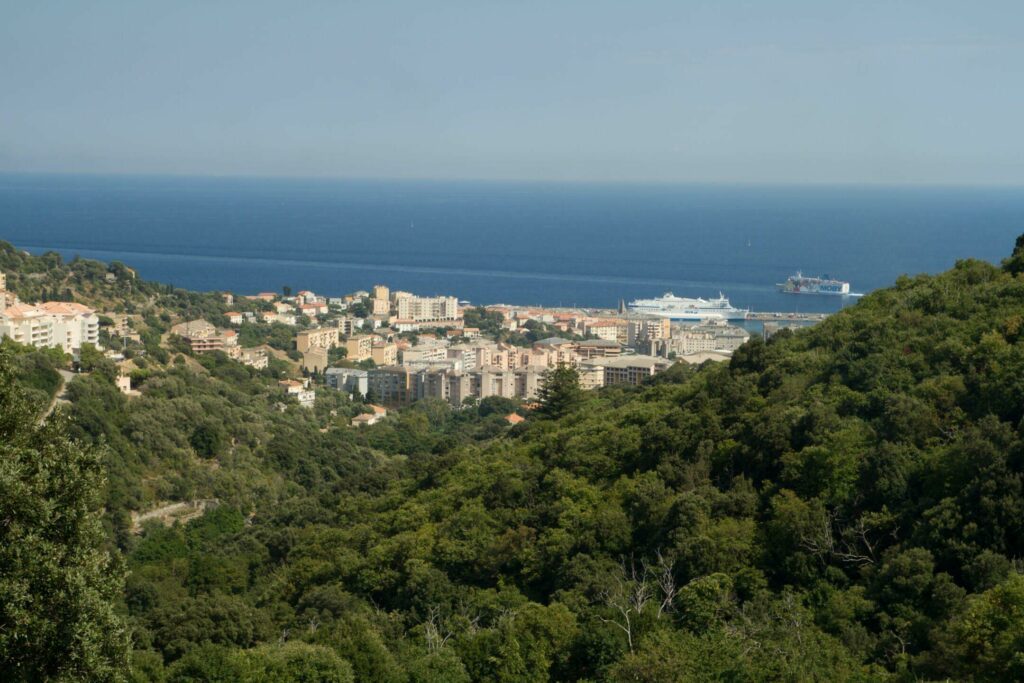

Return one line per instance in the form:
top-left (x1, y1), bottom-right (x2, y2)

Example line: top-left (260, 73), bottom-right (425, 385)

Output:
top-left (228, 282), bottom-right (755, 408)
top-left (0, 264), bottom-right (755, 414)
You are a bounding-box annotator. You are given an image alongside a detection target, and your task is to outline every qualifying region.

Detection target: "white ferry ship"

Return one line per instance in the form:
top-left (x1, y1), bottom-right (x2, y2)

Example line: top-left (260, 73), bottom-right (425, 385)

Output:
top-left (777, 272), bottom-right (851, 296)
top-left (627, 292), bottom-right (749, 321)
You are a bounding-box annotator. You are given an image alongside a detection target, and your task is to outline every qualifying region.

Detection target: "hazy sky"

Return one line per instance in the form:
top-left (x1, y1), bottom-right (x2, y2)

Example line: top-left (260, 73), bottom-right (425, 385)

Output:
top-left (1, 1), bottom-right (1022, 184)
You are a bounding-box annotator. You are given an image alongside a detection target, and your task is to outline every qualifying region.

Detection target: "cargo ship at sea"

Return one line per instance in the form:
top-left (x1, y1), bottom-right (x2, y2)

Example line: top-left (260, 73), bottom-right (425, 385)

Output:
top-left (627, 292), bottom-right (749, 321)
top-left (777, 272), bottom-right (851, 296)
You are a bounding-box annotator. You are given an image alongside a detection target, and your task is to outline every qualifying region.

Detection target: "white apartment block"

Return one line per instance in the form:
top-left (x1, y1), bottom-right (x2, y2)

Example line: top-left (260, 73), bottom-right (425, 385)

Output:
top-left (0, 302), bottom-right (100, 354)
top-left (396, 295), bottom-right (460, 323)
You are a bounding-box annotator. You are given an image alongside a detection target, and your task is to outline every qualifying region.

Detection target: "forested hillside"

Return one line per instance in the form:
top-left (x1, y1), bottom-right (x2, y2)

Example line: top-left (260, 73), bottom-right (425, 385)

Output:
top-left (7, 241), bottom-right (1024, 681)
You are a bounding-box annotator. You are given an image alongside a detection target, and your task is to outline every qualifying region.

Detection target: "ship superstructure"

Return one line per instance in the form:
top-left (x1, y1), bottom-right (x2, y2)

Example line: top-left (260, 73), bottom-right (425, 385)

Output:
top-left (777, 272), bottom-right (851, 295)
top-left (627, 292), bottom-right (748, 321)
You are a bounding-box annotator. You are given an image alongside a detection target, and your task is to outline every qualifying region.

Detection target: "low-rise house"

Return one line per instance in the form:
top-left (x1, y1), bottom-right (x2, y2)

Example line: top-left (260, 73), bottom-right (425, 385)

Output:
top-left (278, 378), bottom-right (316, 408)
top-left (237, 348), bottom-right (269, 369)
top-left (352, 404), bottom-right (387, 427)
top-left (225, 311), bottom-right (243, 326)
top-left (299, 302), bottom-right (329, 317)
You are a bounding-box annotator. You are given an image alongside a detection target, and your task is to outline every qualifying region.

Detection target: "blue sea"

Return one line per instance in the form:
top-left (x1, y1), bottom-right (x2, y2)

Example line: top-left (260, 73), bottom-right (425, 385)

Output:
top-left (1, 173), bottom-right (1022, 314)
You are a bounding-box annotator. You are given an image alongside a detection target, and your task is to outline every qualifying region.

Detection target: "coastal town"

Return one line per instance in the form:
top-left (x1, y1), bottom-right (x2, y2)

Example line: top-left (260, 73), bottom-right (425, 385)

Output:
top-left (0, 268), bottom-right (817, 422)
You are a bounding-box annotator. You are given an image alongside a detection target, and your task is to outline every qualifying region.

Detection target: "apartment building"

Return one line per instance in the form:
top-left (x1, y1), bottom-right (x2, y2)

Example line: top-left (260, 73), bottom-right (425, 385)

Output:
top-left (336, 317), bottom-right (362, 336)
top-left (584, 320), bottom-right (621, 341)
top-left (577, 360), bottom-right (607, 390)
top-left (371, 340), bottom-right (398, 366)
top-left (344, 334), bottom-right (373, 361)
top-left (396, 294), bottom-right (460, 323)
top-left (0, 301), bottom-right (100, 354)
top-left (532, 337), bottom-right (579, 366)
top-left (367, 365), bottom-right (413, 405)
top-left (575, 339), bottom-right (623, 360)
top-left (0, 304), bottom-right (54, 349)
top-left (325, 367), bottom-right (369, 396)
top-left (302, 347), bottom-right (330, 374)
top-left (402, 339), bottom-right (450, 365)
top-left (601, 355), bottom-right (673, 387)
top-left (170, 320), bottom-right (226, 353)
top-left (296, 327), bottom-right (340, 353)
top-left (626, 317), bottom-right (672, 348)
top-left (514, 367), bottom-right (546, 400)
top-left (370, 285), bottom-right (390, 316)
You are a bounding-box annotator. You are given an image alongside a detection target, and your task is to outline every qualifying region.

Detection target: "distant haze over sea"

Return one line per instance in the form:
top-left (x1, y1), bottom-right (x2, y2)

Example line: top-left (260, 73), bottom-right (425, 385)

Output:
top-left (1, 173), bottom-right (1021, 314)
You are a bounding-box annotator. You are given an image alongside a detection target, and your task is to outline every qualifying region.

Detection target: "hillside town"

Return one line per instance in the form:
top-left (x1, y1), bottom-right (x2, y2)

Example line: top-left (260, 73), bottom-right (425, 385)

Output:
top-left (0, 271), bottom-right (761, 419)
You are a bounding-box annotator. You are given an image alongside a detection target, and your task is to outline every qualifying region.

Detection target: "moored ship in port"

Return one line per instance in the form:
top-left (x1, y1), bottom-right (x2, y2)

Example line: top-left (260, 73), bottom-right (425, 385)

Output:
top-left (627, 292), bottom-right (749, 321)
top-left (777, 272), bottom-right (851, 295)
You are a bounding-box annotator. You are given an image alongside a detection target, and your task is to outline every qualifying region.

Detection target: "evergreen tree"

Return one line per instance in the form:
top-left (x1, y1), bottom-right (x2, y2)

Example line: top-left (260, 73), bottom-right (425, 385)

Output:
top-left (0, 349), bottom-right (129, 681)
top-left (536, 364), bottom-right (583, 419)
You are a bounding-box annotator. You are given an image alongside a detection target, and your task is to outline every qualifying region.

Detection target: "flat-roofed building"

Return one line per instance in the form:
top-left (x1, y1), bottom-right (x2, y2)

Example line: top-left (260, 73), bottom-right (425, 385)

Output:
top-left (532, 337), bottom-right (579, 366)
top-left (396, 294), bottom-right (460, 323)
top-left (412, 365), bottom-right (453, 402)
top-left (626, 317), bottom-right (672, 348)
top-left (370, 297), bottom-right (390, 316)
top-left (0, 304), bottom-right (54, 349)
top-left (584, 320), bottom-right (621, 341)
top-left (371, 340), bottom-right (398, 366)
top-left (296, 327), bottom-right (340, 353)
top-left (170, 319), bottom-right (225, 354)
top-left (514, 366), bottom-right (546, 400)
top-left (337, 317), bottom-right (362, 336)
top-left (36, 302), bottom-right (100, 353)
top-left (475, 365), bottom-right (517, 399)
top-left (367, 365), bottom-right (413, 405)
top-left (302, 347), bottom-right (329, 374)
top-left (602, 355), bottom-right (673, 387)
top-left (344, 334), bottom-right (373, 361)
top-left (578, 360), bottom-right (606, 390)
top-left (402, 339), bottom-right (450, 365)
top-left (575, 339), bottom-right (622, 359)
top-left (325, 367), bottom-right (369, 396)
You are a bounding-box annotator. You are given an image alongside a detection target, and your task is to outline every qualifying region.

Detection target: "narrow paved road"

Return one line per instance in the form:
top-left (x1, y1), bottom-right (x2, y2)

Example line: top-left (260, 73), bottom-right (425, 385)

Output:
top-left (38, 369), bottom-right (77, 424)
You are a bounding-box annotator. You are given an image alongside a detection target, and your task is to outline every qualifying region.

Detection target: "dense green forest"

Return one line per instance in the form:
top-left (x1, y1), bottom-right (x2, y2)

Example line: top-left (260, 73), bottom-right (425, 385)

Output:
top-left (7, 240), bottom-right (1024, 680)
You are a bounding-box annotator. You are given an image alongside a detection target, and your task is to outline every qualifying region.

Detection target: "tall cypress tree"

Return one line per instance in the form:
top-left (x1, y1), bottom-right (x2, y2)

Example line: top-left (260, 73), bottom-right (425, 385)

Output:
top-left (536, 364), bottom-right (583, 420)
top-left (0, 349), bottom-right (129, 681)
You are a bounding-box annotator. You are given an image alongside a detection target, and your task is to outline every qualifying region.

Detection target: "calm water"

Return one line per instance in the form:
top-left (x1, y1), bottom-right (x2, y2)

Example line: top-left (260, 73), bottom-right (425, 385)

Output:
top-left (0, 173), bottom-right (1021, 313)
